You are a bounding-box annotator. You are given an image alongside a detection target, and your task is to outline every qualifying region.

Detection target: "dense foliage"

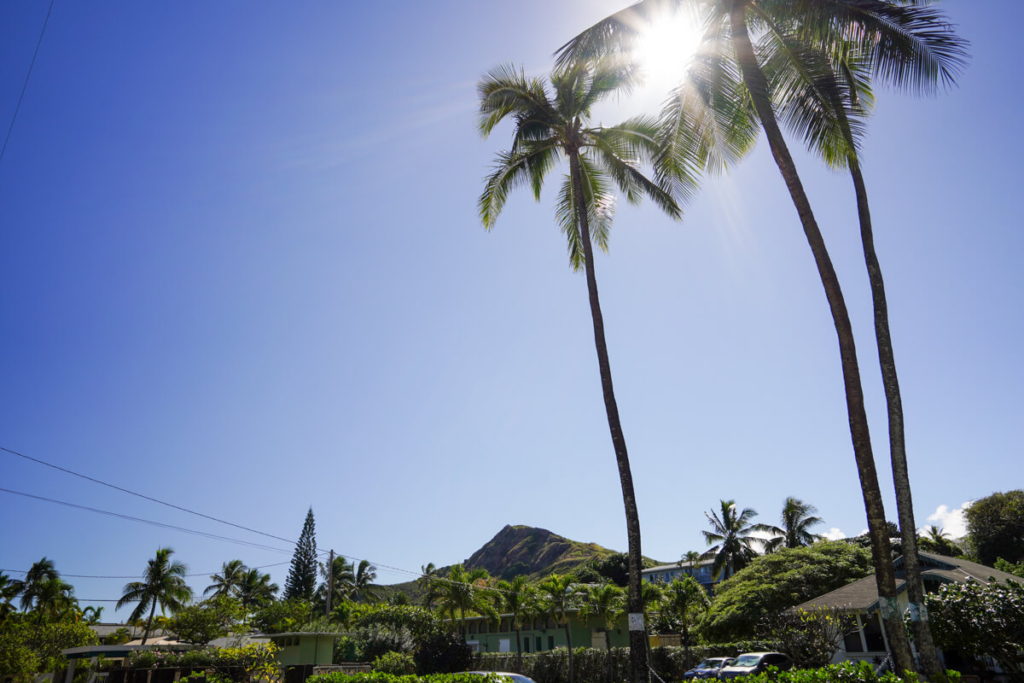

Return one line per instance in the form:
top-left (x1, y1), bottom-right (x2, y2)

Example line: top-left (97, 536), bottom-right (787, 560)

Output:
top-left (251, 599), bottom-right (312, 634)
top-left (0, 619), bottom-right (98, 682)
top-left (924, 579), bottom-right (1024, 679)
top-left (168, 595), bottom-right (246, 644)
top-left (309, 674), bottom-right (503, 683)
top-left (701, 541), bottom-right (872, 641)
top-left (964, 490), bottom-right (1024, 565)
top-left (372, 652), bottom-right (417, 676)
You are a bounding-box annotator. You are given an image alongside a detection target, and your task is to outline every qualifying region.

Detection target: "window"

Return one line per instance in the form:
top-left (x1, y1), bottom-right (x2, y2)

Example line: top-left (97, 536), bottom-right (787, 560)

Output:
top-left (524, 638), bottom-right (531, 653)
top-left (548, 636), bottom-right (555, 650)
top-left (536, 636), bottom-right (542, 652)
top-left (862, 613), bottom-right (886, 652)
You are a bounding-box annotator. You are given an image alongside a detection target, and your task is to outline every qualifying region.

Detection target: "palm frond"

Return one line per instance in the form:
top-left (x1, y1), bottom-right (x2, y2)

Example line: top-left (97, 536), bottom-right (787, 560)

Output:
top-left (478, 64), bottom-right (555, 137)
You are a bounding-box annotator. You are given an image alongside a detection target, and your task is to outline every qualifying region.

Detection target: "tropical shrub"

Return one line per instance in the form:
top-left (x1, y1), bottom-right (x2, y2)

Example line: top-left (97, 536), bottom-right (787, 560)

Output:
top-left (743, 661), bottom-right (961, 683)
top-left (168, 596), bottom-right (246, 644)
top-left (251, 600), bottom-right (311, 634)
top-left (372, 652), bottom-right (417, 676)
top-left (923, 578), bottom-right (1024, 678)
top-left (0, 619), bottom-right (98, 680)
top-left (359, 625), bottom-right (415, 662)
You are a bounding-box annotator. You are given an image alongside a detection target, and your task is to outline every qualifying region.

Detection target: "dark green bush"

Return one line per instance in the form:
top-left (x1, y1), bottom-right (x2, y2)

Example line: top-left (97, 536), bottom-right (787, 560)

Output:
top-left (307, 673), bottom-right (503, 683)
top-left (413, 631), bottom-right (473, 675)
top-left (742, 661), bottom-right (962, 683)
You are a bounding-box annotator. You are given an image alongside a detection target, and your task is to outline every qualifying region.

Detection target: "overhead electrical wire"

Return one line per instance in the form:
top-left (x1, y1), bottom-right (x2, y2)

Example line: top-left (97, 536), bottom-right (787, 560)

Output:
top-left (0, 561), bottom-right (292, 580)
top-left (0, 487), bottom-right (297, 554)
top-left (0, 0), bottom-right (56, 164)
top-left (0, 445), bottom-right (306, 548)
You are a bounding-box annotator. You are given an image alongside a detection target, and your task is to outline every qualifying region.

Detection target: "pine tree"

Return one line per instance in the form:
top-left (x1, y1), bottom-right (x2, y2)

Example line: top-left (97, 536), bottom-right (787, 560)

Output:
top-left (284, 508), bottom-right (318, 601)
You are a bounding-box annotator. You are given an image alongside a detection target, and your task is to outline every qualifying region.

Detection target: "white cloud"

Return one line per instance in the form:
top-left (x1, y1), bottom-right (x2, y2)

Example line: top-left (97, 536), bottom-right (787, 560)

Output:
top-left (926, 501), bottom-right (973, 538)
top-left (822, 528), bottom-right (846, 541)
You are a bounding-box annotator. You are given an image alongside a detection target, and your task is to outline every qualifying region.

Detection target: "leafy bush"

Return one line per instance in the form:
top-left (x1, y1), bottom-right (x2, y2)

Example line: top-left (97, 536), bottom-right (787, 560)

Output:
top-left (124, 643), bottom-right (280, 683)
top-left (923, 578), bottom-right (1024, 678)
top-left (373, 652), bottom-right (417, 676)
top-left (334, 635), bottom-right (362, 664)
top-left (169, 596), bottom-right (246, 645)
top-left (250, 600), bottom-right (311, 634)
top-left (359, 624), bottom-right (416, 663)
top-left (353, 606), bottom-right (442, 642)
top-left (757, 608), bottom-right (857, 668)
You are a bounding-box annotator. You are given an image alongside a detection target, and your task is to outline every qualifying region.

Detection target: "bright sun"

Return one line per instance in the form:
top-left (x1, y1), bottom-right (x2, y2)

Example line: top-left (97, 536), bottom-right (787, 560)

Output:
top-left (632, 9), bottom-right (706, 92)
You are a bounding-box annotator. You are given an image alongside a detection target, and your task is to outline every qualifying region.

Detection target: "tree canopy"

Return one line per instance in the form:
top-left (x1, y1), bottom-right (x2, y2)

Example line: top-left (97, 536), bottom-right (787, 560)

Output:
top-left (700, 541), bottom-right (872, 641)
top-left (964, 490), bottom-right (1024, 566)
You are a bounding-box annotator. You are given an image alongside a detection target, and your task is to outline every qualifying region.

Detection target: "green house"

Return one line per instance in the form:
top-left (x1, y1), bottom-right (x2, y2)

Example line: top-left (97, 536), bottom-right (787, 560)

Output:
top-left (460, 611), bottom-right (630, 653)
top-left (267, 632), bottom-right (343, 667)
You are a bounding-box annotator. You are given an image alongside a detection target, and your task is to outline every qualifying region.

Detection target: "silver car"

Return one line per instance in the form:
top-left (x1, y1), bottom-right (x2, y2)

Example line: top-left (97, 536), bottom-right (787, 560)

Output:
top-left (717, 652), bottom-right (792, 679)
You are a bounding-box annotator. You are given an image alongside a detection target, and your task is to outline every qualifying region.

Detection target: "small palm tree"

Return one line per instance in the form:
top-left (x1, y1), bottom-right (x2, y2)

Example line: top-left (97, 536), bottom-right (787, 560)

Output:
top-left (701, 500), bottom-right (771, 579)
top-left (204, 560), bottom-right (248, 598)
top-left (0, 572), bottom-right (20, 626)
top-left (493, 575), bottom-right (538, 671)
top-left (116, 548), bottom-right (193, 644)
top-left (579, 583), bottom-right (626, 683)
top-left (350, 559), bottom-right (380, 603)
top-left (427, 565), bottom-right (493, 635)
top-left (679, 551), bottom-right (701, 567)
top-left (480, 58), bottom-right (687, 683)
top-left (419, 562), bottom-right (437, 610)
top-left (238, 568), bottom-right (278, 618)
top-left (662, 576), bottom-right (709, 656)
top-left (81, 605), bottom-right (105, 625)
top-left (539, 574), bottom-right (581, 683)
top-left (763, 497), bottom-right (824, 553)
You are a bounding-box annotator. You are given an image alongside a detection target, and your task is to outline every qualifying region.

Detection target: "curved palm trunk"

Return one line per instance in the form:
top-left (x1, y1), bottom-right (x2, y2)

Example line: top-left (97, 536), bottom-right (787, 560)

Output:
top-left (142, 600), bottom-right (157, 645)
top-left (606, 629), bottom-right (614, 683)
top-left (850, 159), bottom-right (944, 680)
top-left (726, 5), bottom-right (915, 674)
top-left (568, 149), bottom-right (648, 683)
top-left (564, 621), bottom-right (574, 683)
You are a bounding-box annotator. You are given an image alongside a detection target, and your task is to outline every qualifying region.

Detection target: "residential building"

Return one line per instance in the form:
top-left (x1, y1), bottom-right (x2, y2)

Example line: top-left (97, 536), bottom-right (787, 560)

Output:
top-left (460, 610), bottom-right (630, 653)
top-left (641, 560), bottom-right (717, 591)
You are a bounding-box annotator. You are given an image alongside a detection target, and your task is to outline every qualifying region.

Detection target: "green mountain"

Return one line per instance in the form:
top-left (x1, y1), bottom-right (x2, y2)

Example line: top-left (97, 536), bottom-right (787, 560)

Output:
top-left (380, 524), bottom-right (653, 604)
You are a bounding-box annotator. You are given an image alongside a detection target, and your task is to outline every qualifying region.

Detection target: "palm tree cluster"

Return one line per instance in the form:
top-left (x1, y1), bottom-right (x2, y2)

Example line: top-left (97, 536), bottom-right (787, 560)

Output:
top-left (204, 559), bottom-right (279, 615)
top-left (317, 555), bottom-right (380, 609)
top-left (482, 0), bottom-right (967, 678)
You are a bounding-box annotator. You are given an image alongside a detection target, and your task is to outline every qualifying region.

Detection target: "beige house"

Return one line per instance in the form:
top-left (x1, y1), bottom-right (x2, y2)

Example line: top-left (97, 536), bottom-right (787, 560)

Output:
top-left (796, 552), bottom-right (1022, 665)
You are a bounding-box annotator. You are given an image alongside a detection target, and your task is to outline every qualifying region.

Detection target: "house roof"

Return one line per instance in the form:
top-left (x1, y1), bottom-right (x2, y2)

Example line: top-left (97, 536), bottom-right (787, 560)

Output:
top-left (642, 560), bottom-right (713, 573)
top-left (796, 553), bottom-right (1022, 612)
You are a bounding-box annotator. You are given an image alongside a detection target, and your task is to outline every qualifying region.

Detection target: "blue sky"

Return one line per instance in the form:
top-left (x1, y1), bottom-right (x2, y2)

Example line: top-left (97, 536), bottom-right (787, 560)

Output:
top-left (1, 0), bottom-right (1019, 615)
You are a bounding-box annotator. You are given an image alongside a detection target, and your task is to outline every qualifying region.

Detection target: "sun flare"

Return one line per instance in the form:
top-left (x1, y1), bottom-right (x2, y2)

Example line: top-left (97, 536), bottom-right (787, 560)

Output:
top-left (633, 9), bottom-right (706, 92)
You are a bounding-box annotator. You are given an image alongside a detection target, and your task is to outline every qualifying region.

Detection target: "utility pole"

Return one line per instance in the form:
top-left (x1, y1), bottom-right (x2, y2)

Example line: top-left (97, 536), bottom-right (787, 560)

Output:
top-left (326, 549), bottom-right (334, 617)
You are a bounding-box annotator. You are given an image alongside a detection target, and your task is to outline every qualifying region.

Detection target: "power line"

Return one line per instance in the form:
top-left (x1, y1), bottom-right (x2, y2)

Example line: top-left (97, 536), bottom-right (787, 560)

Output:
top-left (0, 561), bottom-right (292, 580)
top-left (0, 487), bottom-right (296, 554)
top-left (0, 444), bottom-right (302, 547)
top-left (0, 0), bottom-right (55, 164)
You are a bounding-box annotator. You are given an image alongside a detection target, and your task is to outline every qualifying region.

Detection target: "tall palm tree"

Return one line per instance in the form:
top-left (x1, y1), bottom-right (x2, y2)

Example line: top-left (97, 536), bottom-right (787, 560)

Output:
top-left (204, 560), bottom-right (248, 598)
top-left (538, 574), bottom-right (581, 683)
top-left (116, 548), bottom-right (193, 644)
top-left (701, 500), bottom-right (770, 578)
top-left (579, 583), bottom-right (626, 683)
top-left (238, 568), bottom-right (278, 618)
top-left (493, 575), bottom-right (538, 671)
top-left (479, 58), bottom-right (687, 683)
top-left (760, 29), bottom-right (965, 677)
top-left (558, 3), bottom-right (965, 674)
top-left (16, 557), bottom-right (58, 611)
top-left (763, 497), bottom-right (824, 553)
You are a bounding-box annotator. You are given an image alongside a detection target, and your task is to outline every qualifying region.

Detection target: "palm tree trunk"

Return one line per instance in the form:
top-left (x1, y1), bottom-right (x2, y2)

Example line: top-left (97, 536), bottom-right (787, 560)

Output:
top-left (142, 600), bottom-right (156, 645)
top-left (850, 159), bottom-right (944, 680)
top-left (568, 149), bottom-right (647, 683)
top-left (606, 629), bottom-right (613, 683)
top-left (516, 626), bottom-right (523, 672)
top-left (726, 5), bottom-right (915, 674)
top-left (564, 622), bottom-right (574, 683)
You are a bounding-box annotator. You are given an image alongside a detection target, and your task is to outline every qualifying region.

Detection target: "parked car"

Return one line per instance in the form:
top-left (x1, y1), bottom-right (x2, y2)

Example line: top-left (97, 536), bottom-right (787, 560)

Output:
top-left (716, 652), bottom-right (793, 679)
top-left (463, 672), bottom-right (537, 683)
top-left (683, 658), bottom-right (735, 680)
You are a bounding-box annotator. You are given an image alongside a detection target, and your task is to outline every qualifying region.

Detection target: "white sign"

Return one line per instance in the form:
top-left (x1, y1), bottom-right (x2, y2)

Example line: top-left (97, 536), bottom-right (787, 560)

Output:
top-left (628, 612), bottom-right (645, 631)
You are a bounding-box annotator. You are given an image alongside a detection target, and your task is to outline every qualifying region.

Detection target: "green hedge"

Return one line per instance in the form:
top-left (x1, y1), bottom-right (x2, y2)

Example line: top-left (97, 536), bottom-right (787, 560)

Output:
top-left (743, 662), bottom-right (962, 683)
top-left (472, 643), bottom-right (778, 683)
top-left (307, 673), bottom-right (505, 683)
